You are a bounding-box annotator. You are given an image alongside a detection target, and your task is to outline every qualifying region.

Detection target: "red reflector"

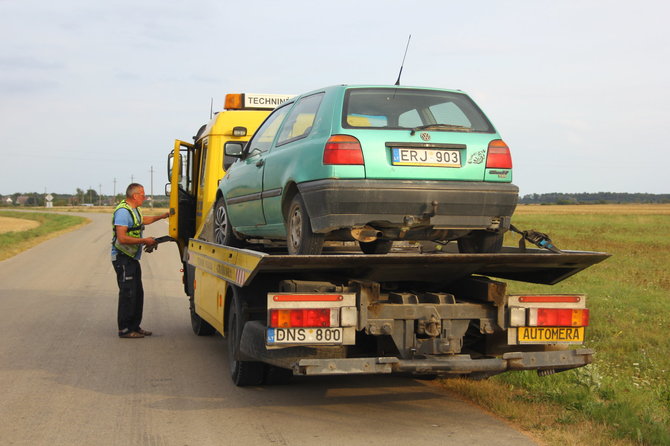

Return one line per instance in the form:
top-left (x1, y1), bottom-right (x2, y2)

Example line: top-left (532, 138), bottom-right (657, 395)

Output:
top-left (519, 295), bottom-right (581, 303)
top-left (269, 309), bottom-right (331, 328)
top-left (486, 139), bottom-right (512, 169)
top-left (323, 135), bottom-right (364, 165)
top-left (272, 294), bottom-right (343, 302)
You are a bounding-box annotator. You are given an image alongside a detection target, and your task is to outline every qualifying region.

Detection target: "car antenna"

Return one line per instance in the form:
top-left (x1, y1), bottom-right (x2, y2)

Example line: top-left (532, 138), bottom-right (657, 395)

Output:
top-left (209, 97), bottom-right (214, 119)
top-left (394, 34), bottom-right (412, 86)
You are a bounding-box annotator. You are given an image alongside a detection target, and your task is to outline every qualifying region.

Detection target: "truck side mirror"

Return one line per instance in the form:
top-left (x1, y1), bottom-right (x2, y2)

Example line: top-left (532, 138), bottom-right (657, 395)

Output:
top-left (225, 142), bottom-right (245, 157)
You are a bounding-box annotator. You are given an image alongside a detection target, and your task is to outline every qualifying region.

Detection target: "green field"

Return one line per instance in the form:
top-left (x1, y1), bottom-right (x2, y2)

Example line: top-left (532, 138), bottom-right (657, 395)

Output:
top-left (0, 211), bottom-right (89, 261)
top-left (442, 204), bottom-right (670, 445)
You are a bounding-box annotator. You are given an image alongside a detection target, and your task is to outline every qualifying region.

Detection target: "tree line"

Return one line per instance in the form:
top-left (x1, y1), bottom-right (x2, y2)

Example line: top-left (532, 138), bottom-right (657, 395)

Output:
top-left (520, 192), bottom-right (670, 205)
top-left (0, 189), bottom-right (169, 207)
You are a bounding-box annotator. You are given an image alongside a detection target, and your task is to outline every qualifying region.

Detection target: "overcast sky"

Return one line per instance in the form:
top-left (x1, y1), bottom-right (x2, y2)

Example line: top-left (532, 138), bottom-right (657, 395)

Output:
top-left (1, 0), bottom-right (668, 196)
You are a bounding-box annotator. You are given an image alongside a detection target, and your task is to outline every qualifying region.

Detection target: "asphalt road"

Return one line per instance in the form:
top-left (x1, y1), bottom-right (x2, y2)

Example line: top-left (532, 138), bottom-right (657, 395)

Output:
top-left (0, 212), bottom-right (538, 446)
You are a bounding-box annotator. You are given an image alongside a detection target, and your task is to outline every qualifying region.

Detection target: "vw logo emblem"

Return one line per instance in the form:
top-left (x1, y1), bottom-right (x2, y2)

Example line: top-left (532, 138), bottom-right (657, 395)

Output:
top-left (420, 132), bottom-right (430, 141)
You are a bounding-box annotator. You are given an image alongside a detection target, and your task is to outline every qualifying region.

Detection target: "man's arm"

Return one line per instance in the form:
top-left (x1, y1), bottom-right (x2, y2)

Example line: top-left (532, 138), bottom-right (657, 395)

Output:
top-left (115, 226), bottom-right (157, 247)
top-left (143, 212), bottom-right (169, 225)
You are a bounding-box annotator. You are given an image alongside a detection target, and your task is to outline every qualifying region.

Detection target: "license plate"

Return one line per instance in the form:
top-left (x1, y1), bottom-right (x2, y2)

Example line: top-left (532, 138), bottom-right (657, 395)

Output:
top-left (267, 327), bottom-right (343, 345)
top-left (518, 326), bottom-right (584, 343)
top-left (391, 148), bottom-right (461, 167)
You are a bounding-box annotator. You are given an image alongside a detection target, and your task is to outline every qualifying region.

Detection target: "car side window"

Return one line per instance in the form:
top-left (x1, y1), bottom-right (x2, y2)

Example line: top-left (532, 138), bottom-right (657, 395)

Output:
top-left (246, 104), bottom-right (292, 155)
top-left (276, 93), bottom-right (324, 146)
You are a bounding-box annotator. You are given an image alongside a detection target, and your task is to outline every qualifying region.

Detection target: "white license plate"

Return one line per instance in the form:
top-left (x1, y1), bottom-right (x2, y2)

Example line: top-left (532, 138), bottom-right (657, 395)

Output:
top-left (267, 327), bottom-right (343, 345)
top-left (392, 148), bottom-right (461, 167)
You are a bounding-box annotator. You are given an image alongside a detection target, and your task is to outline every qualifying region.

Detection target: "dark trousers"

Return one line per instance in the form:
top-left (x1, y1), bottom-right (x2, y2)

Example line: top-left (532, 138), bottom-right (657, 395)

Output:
top-left (112, 255), bottom-right (144, 333)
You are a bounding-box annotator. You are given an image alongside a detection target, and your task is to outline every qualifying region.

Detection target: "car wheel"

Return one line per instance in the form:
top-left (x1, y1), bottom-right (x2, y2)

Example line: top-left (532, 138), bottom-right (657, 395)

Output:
top-left (213, 197), bottom-right (243, 247)
top-left (227, 287), bottom-right (265, 386)
top-left (286, 194), bottom-right (325, 255)
top-left (457, 231), bottom-right (504, 253)
top-left (359, 239), bottom-right (393, 254)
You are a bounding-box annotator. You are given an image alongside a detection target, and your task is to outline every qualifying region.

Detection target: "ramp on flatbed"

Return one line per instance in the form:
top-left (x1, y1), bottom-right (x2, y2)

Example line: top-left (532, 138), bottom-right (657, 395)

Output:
top-left (187, 240), bottom-right (610, 287)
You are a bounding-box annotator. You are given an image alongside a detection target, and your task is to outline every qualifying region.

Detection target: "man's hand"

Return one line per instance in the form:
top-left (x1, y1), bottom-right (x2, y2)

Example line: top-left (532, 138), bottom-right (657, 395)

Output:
top-left (143, 237), bottom-right (158, 247)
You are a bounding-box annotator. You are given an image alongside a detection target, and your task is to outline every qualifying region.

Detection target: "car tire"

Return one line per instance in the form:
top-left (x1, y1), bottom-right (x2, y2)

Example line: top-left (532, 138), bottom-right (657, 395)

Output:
top-left (359, 239), bottom-right (393, 254)
top-left (227, 287), bottom-right (265, 386)
top-left (286, 194), bottom-right (325, 255)
top-left (213, 197), bottom-right (244, 247)
top-left (457, 231), bottom-right (504, 253)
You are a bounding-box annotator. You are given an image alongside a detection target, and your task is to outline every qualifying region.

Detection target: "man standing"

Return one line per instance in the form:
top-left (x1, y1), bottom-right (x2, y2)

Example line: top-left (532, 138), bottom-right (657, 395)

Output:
top-left (112, 183), bottom-right (169, 338)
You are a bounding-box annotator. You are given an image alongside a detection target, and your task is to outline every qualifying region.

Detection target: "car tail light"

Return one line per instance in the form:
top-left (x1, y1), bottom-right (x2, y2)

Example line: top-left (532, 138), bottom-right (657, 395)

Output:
top-left (270, 309), bottom-right (332, 328)
top-left (528, 308), bottom-right (590, 327)
top-left (323, 135), bottom-right (364, 165)
top-left (485, 139), bottom-right (512, 169)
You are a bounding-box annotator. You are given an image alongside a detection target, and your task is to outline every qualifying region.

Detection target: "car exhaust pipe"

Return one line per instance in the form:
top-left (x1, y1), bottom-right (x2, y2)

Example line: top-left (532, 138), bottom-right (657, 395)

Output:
top-left (351, 226), bottom-right (382, 243)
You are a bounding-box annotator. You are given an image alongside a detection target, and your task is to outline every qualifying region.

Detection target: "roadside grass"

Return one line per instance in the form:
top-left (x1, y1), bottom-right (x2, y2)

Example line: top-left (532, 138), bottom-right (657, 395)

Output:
top-left (0, 211), bottom-right (89, 261)
top-left (440, 204), bottom-right (670, 445)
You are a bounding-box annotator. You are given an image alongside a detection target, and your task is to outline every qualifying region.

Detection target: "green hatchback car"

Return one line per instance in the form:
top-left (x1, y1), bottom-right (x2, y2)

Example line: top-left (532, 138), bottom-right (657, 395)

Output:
top-left (216, 85), bottom-right (518, 254)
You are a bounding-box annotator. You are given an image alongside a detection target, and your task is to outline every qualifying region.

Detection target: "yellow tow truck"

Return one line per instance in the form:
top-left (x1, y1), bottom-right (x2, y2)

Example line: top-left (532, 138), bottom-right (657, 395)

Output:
top-left (167, 93), bottom-right (609, 386)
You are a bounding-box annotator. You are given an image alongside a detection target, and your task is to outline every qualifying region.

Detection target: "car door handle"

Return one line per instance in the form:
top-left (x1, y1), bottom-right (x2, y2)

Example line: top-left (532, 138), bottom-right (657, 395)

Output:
top-left (255, 159), bottom-right (265, 167)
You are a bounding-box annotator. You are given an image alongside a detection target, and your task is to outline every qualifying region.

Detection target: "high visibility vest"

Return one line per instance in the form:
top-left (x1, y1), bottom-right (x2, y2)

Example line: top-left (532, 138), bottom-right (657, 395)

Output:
top-left (112, 200), bottom-right (144, 258)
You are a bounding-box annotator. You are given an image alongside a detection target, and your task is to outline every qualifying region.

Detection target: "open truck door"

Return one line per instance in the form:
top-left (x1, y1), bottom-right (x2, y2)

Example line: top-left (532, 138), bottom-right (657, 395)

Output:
top-left (168, 139), bottom-right (195, 256)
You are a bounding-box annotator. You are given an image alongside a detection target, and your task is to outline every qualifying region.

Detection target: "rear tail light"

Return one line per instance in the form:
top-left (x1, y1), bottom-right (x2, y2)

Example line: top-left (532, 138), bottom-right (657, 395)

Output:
top-left (528, 308), bottom-right (590, 327)
top-left (486, 139), bottom-right (512, 169)
top-left (323, 135), bottom-right (364, 165)
top-left (270, 309), bottom-right (332, 328)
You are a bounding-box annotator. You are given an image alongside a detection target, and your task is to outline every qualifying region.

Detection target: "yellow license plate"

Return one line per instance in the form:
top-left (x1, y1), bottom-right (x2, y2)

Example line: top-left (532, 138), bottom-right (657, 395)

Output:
top-left (518, 326), bottom-right (584, 343)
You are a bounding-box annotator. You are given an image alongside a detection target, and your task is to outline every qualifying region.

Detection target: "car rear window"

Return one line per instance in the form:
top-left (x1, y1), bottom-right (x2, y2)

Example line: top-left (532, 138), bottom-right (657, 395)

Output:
top-left (342, 88), bottom-right (494, 133)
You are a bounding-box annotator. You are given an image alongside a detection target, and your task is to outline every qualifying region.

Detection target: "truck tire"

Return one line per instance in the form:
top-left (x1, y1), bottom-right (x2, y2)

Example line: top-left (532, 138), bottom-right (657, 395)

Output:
top-left (264, 364), bottom-right (293, 385)
top-left (227, 287), bottom-right (264, 386)
top-left (457, 231), bottom-right (503, 253)
top-left (286, 194), bottom-right (325, 255)
top-left (359, 239), bottom-right (393, 254)
top-left (189, 296), bottom-right (215, 336)
top-left (214, 197), bottom-right (244, 247)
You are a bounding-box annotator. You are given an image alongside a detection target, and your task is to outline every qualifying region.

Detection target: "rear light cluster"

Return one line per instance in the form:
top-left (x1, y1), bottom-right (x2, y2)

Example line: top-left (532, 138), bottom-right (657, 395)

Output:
top-left (529, 308), bottom-right (590, 327)
top-left (323, 135), bottom-right (364, 165)
top-left (486, 139), bottom-right (512, 169)
top-left (270, 309), bottom-right (332, 328)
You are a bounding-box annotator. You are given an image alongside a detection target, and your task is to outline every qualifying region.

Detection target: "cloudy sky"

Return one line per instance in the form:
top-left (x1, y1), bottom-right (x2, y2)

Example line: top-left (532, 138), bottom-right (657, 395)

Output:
top-left (1, 0), bottom-right (668, 196)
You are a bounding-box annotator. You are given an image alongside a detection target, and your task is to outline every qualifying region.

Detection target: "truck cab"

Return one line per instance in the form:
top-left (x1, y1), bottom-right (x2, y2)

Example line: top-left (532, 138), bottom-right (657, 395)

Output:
top-left (167, 93), bottom-right (293, 257)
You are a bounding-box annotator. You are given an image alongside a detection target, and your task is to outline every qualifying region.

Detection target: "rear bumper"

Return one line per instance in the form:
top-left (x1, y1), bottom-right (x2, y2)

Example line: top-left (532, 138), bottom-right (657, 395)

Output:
top-left (240, 321), bottom-right (593, 377)
top-left (298, 179), bottom-right (519, 233)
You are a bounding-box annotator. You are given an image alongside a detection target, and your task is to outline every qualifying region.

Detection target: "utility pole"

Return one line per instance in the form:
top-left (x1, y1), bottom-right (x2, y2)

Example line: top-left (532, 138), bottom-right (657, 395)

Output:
top-left (150, 165), bottom-right (154, 208)
top-left (88, 186), bottom-right (92, 204)
top-left (98, 184), bottom-right (102, 206)
top-left (113, 177), bottom-right (117, 199)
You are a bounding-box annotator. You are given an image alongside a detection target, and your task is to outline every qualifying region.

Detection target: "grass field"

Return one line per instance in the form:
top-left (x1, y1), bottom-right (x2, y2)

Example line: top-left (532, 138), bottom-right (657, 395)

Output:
top-left (441, 204), bottom-right (670, 445)
top-left (0, 211), bottom-right (89, 261)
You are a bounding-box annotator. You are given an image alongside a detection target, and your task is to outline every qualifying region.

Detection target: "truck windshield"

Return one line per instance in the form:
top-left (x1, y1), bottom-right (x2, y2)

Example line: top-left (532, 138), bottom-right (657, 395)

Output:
top-left (342, 88), bottom-right (495, 133)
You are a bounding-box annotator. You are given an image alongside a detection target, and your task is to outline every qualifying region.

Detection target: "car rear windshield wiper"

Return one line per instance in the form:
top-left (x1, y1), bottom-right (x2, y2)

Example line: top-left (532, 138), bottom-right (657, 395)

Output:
top-left (410, 124), bottom-right (472, 135)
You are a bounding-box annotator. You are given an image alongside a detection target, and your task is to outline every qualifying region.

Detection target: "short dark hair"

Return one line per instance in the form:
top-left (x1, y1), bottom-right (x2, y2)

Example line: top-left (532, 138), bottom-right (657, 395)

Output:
top-left (126, 183), bottom-right (144, 198)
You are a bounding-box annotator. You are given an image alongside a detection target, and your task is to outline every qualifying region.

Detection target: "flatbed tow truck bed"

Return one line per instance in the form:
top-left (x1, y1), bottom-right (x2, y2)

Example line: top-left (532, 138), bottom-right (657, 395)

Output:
top-left (187, 240), bottom-right (609, 287)
top-left (185, 240), bottom-right (609, 380)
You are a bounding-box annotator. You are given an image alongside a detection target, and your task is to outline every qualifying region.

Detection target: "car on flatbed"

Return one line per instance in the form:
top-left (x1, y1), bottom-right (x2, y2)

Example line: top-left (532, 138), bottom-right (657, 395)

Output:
top-left (216, 85), bottom-right (519, 254)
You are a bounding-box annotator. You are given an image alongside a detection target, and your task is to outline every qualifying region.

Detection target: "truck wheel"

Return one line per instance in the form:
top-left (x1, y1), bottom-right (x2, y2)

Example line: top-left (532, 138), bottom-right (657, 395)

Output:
top-left (189, 296), bottom-right (215, 336)
top-left (264, 364), bottom-right (293, 385)
top-left (359, 239), bottom-right (393, 254)
top-left (457, 231), bottom-right (503, 253)
top-left (286, 194), bottom-right (325, 255)
top-left (214, 197), bottom-right (243, 247)
top-left (227, 288), bottom-right (264, 386)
